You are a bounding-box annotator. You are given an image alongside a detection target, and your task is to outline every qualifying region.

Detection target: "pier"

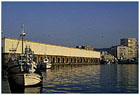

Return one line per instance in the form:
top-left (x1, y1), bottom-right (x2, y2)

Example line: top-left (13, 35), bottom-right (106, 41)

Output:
top-left (2, 37), bottom-right (100, 65)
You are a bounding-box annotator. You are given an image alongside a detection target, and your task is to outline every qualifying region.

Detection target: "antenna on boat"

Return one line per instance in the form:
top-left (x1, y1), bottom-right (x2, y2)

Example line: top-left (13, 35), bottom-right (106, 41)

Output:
top-left (20, 24), bottom-right (26, 54)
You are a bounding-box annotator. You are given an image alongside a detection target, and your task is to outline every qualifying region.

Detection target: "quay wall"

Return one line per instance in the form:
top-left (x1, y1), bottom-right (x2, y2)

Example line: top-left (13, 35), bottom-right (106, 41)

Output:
top-left (2, 37), bottom-right (100, 64)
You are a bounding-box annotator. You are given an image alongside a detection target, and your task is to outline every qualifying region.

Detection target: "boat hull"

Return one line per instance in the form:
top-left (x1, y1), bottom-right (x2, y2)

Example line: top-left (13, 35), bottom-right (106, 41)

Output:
top-left (8, 73), bottom-right (42, 87)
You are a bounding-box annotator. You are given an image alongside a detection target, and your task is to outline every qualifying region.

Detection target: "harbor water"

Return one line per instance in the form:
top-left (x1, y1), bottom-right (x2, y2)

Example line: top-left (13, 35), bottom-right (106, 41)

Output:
top-left (3, 64), bottom-right (138, 93)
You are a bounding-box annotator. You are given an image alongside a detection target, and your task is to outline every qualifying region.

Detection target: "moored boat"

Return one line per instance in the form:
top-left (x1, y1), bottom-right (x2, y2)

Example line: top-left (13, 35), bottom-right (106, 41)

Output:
top-left (40, 56), bottom-right (52, 69)
top-left (8, 72), bottom-right (42, 87)
top-left (7, 24), bottom-right (42, 87)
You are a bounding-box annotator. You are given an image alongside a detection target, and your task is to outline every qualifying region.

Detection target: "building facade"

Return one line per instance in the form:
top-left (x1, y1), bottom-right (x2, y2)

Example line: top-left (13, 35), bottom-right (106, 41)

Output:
top-left (111, 45), bottom-right (128, 59)
top-left (120, 38), bottom-right (138, 59)
top-left (2, 37), bottom-right (100, 64)
top-left (100, 51), bottom-right (114, 61)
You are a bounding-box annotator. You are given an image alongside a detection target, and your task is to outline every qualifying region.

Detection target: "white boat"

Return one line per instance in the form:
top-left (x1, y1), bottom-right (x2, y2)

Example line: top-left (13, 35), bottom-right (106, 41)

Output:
top-left (41, 57), bottom-right (52, 69)
top-left (9, 73), bottom-right (42, 86)
top-left (8, 51), bottom-right (42, 87)
top-left (7, 24), bottom-right (42, 87)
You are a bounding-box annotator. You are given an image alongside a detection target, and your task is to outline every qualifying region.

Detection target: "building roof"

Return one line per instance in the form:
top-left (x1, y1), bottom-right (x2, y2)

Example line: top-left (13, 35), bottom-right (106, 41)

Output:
top-left (2, 37), bottom-right (99, 53)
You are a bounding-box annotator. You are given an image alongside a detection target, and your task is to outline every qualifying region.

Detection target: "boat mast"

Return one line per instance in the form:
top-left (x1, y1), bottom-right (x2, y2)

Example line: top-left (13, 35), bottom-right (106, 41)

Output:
top-left (20, 24), bottom-right (26, 54)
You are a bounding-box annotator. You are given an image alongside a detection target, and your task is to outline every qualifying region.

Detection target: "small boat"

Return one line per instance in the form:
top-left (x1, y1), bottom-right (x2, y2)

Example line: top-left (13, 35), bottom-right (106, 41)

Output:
top-left (7, 24), bottom-right (42, 87)
top-left (40, 56), bottom-right (52, 69)
top-left (100, 60), bottom-right (112, 64)
top-left (118, 59), bottom-right (138, 64)
top-left (7, 48), bottom-right (42, 87)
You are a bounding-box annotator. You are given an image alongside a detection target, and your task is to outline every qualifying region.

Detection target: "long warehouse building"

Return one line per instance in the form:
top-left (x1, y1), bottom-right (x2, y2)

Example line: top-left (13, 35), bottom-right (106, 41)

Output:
top-left (2, 37), bottom-right (100, 64)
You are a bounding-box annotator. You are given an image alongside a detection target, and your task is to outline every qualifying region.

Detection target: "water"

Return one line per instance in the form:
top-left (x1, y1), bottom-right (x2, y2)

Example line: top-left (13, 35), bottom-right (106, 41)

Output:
top-left (41, 64), bottom-right (138, 93)
top-left (4, 64), bottom-right (138, 93)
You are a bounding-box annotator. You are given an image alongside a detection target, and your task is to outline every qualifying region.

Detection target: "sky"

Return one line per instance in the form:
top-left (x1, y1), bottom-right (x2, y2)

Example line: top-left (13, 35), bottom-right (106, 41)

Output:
top-left (2, 2), bottom-right (138, 48)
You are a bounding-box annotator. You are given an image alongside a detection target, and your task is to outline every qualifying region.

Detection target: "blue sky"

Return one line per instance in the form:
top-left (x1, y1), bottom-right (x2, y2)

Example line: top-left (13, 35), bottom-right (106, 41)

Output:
top-left (2, 2), bottom-right (138, 48)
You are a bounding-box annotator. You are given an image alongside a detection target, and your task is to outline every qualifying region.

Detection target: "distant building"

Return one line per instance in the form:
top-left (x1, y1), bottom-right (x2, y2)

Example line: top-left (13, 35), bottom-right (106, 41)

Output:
top-left (76, 45), bottom-right (94, 51)
top-left (94, 48), bottom-right (111, 54)
top-left (120, 38), bottom-right (138, 59)
top-left (100, 51), bottom-right (108, 55)
top-left (100, 51), bottom-right (114, 61)
top-left (111, 45), bottom-right (128, 59)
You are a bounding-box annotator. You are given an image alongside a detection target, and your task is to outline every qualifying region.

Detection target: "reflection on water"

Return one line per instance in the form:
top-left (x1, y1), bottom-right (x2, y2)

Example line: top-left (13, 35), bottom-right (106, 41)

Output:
top-left (42, 65), bottom-right (101, 93)
top-left (24, 86), bottom-right (42, 93)
top-left (9, 86), bottom-right (42, 93)
top-left (117, 64), bottom-right (138, 93)
top-left (8, 64), bottom-right (138, 93)
top-left (41, 64), bottom-right (138, 93)
top-left (100, 64), bottom-right (118, 93)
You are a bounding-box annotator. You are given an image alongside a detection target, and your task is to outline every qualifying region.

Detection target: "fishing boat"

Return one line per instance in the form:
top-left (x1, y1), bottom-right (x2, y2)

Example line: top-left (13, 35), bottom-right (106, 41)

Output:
top-left (7, 24), bottom-right (42, 87)
top-left (40, 56), bottom-right (52, 69)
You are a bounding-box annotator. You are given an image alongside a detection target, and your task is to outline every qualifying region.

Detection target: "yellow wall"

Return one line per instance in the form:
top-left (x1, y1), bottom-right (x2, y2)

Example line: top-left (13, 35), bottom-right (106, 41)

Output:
top-left (3, 37), bottom-right (100, 58)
